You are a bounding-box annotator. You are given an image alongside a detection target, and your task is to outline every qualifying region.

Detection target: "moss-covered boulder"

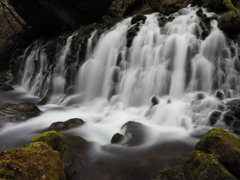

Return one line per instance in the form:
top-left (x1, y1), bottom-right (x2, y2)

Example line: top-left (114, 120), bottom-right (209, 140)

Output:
top-left (50, 118), bottom-right (85, 131)
top-left (218, 10), bottom-right (240, 34)
top-left (195, 128), bottom-right (240, 177)
top-left (31, 130), bottom-right (92, 179)
top-left (156, 128), bottom-right (240, 179)
top-left (184, 150), bottom-right (237, 180)
top-left (0, 142), bottom-right (66, 180)
top-left (0, 102), bottom-right (41, 122)
top-left (0, 84), bottom-right (14, 92)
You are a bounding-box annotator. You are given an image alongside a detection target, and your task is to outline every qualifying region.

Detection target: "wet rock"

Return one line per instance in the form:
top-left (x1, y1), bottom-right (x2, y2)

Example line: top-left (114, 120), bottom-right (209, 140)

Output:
top-left (31, 130), bottom-right (92, 179)
top-left (195, 128), bottom-right (240, 177)
top-left (111, 133), bottom-right (125, 144)
top-left (131, 14), bottom-right (147, 25)
top-left (0, 142), bottom-right (66, 180)
top-left (50, 118), bottom-right (85, 131)
top-left (209, 111), bottom-right (221, 125)
top-left (184, 150), bottom-right (236, 180)
top-left (215, 90), bottom-right (225, 100)
top-left (126, 24), bottom-right (140, 47)
top-left (151, 96), bottom-right (159, 106)
top-left (0, 102), bottom-right (41, 122)
top-left (156, 128), bottom-right (239, 180)
top-left (218, 10), bottom-right (240, 35)
top-left (121, 121), bottom-right (147, 146)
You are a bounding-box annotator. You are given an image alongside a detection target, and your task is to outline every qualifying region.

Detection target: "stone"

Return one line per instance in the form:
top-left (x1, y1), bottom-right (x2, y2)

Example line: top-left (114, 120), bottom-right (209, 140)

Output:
top-left (0, 102), bottom-right (41, 122)
top-left (50, 118), bottom-right (85, 131)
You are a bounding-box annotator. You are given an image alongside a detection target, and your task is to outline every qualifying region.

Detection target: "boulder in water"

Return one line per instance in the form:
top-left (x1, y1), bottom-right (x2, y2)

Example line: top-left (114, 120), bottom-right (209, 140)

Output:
top-left (31, 130), bottom-right (92, 179)
top-left (157, 128), bottom-right (239, 179)
top-left (49, 118), bottom-right (85, 131)
top-left (111, 133), bottom-right (126, 144)
top-left (121, 121), bottom-right (147, 146)
top-left (0, 102), bottom-right (41, 122)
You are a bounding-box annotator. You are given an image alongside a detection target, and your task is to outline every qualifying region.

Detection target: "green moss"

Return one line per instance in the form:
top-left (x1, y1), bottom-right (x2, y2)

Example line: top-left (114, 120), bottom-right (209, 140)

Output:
top-left (184, 150), bottom-right (236, 180)
top-left (0, 142), bottom-right (66, 180)
top-left (31, 130), bottom-right (67, 160)
top-left (0, 103), bottom-right (14, 110)
top-left (159, 165), bottom-right (184, 179)
top-left (195, 128), bottom-right (240, 177)
top-left (0, 84), bottom-right (13, 91)
top-left (131, 14), bottom-right (147, 24)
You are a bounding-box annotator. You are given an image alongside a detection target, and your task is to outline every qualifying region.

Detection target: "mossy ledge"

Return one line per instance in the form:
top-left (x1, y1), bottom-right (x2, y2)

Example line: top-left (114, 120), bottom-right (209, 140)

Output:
top-left (155, 128), bottom-right (240, 180)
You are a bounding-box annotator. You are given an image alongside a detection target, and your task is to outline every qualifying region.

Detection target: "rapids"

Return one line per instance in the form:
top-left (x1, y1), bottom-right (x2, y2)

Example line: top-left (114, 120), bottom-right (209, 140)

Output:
top-left (0, 7), bottom-right (240, 176)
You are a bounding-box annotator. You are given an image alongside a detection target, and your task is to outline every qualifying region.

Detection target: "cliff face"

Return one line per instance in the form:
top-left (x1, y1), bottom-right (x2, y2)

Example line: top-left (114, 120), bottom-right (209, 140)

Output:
top-left (9, 0), bottom-right (115, 35)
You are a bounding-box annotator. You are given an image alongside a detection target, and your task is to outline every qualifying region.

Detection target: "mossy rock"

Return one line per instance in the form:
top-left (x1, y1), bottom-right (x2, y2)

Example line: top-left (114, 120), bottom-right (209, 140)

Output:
top-left (131, 14), bottom-right (147, 24)
top-left (218, 10), bottom-right (240, 34)
top-left (184, 150), bottom-right (237, 180)
top-left (0, 84), bottom-right (13, 92)
top-left (151, 96), bottom-right (159, 106)
top-left (158, 165), bottom-right (184, 180)
top-left (0, 142), bottom-right (66, 180)
top-left (31, 130), bottom-right (91, 179)
top-left (0, 102), bottom-right (41, 122)
top-left (195, 128), bottom-right (240, 177)
top-left (31, 130), bottom-right (66, 159)
top-left (49, 118), bottom-right (85, 131)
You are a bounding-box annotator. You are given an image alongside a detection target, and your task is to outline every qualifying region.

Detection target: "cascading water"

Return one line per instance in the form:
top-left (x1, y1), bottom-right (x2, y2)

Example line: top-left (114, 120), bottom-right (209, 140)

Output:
top-left (1, 6), bottom-right (240, 151)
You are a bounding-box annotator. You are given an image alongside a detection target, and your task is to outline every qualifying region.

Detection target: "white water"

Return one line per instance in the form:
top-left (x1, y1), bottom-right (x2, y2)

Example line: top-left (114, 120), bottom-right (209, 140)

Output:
top-left (1, 7), bottom-right (240, 147)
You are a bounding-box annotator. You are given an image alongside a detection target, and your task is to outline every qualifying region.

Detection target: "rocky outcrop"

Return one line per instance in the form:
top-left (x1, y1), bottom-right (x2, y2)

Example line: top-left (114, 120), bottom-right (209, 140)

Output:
top-left (9, 0), bottom-right (115, 35)
top-left (156, 128), bottom-right (240, 180)
top-left (0, 102), bottom-right (41, 121)
top-left (0, 142), bottom-right (66, 179)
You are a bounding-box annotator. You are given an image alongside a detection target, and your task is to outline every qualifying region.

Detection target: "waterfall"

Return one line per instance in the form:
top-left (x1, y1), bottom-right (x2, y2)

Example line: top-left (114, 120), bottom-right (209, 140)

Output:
top-left (5, 6), bottom-right (240, 145)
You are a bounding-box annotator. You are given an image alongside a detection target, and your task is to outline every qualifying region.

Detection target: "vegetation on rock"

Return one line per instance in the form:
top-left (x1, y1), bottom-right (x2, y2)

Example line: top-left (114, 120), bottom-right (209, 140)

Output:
top-left (155, 128), bottom-right (240, 179)
top-left (0, 142), bottom-right (66, 180)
